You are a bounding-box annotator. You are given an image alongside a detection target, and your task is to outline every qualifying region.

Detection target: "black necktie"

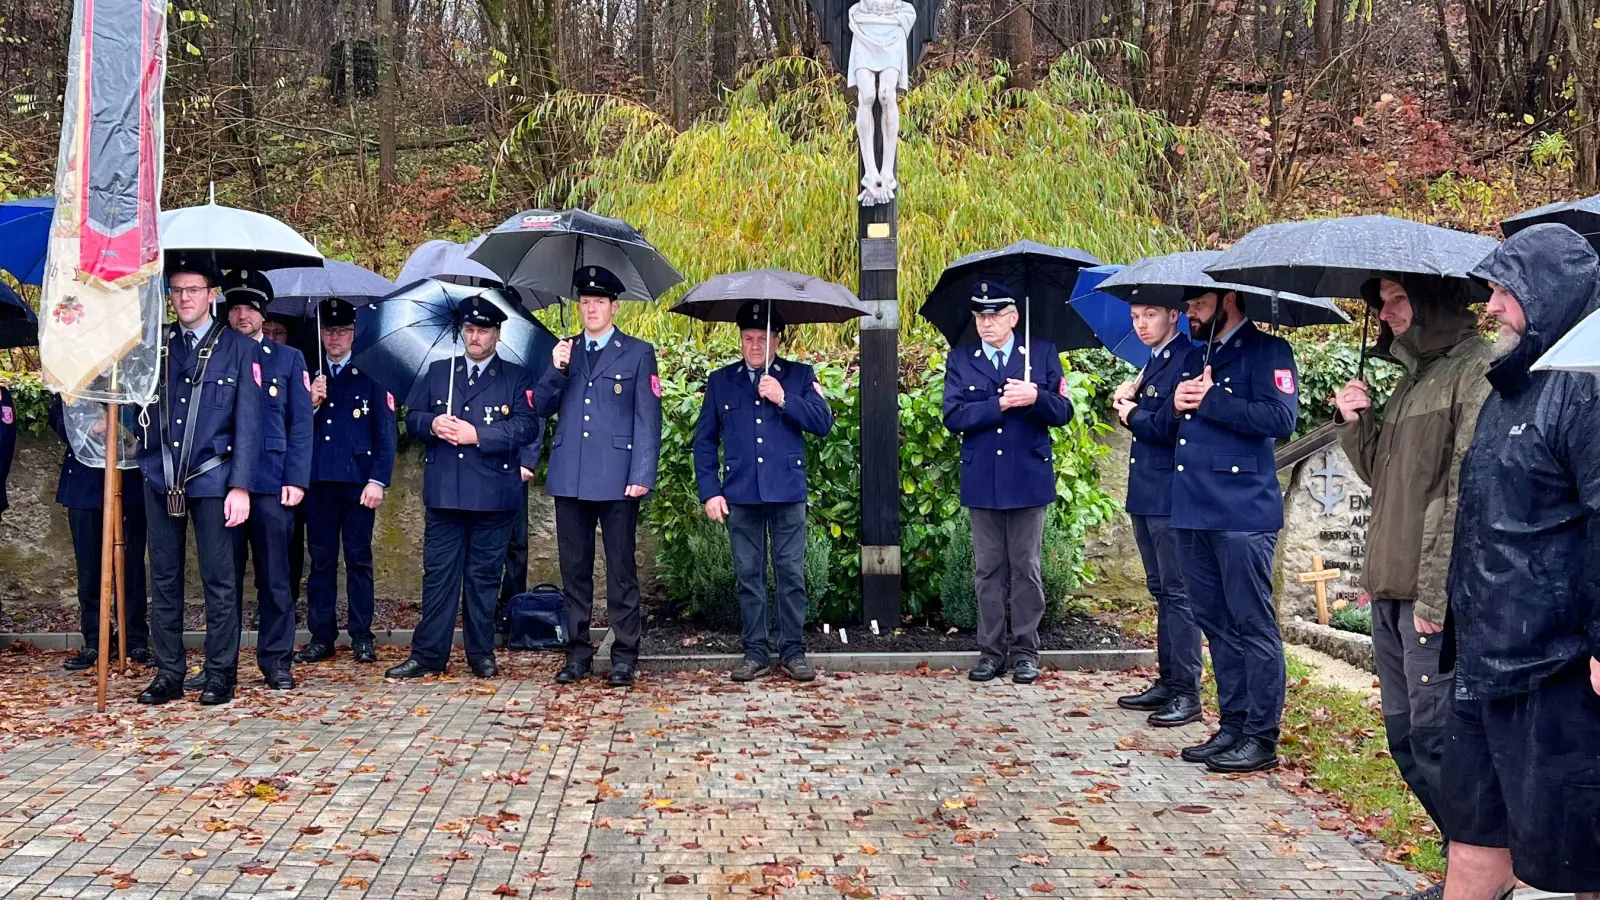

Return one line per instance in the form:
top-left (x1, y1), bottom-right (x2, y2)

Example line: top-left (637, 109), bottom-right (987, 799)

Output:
top-left (185, 331), bottom-right (197, 354)
top-left (749, 367), bottom-right (759, 384)
top-left (331, 363), bottom-right (341, 379)
top-left (470, 364), bottom-right (481, 384)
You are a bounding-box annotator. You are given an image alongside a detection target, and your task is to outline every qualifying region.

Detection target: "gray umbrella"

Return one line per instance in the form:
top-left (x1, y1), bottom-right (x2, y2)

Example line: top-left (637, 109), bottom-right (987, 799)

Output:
top-left (1501, 195), bottom-right (1600, 251)
top-left (1098, 250), bottom-right (1350, 328)
top-left (469, 208), bottom-right (683, 302)
top-left (1202, 215), bottom-right (1499, 303)
top-left (670, 269), bottom-right (869, 372)
top-left (398, 235), bottom-right (560, 313)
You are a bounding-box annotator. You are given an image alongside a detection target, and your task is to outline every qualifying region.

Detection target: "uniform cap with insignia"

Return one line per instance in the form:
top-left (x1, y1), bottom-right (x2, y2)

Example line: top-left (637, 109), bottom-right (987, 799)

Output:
top-left (220, 268), bottom-right (274, 311)
top-left (735, 299), bottom-right (785, 332)
top-left (970, 279), bottom-right (1019, 314)
top-left (461, 294), bottom-right (508, 328)
top-left (572, 265), bottom-right (625, 300)
top-left (165, 253), bottom-right (221, 289)
top-left (318, 297), bottom-right (358, 328)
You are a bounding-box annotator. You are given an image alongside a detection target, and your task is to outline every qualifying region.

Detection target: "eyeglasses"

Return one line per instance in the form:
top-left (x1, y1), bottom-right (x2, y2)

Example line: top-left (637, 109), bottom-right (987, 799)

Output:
top-left (170, 286), bottom-right (212, 298)
top-left (322, 326), bottom-right (355, 337)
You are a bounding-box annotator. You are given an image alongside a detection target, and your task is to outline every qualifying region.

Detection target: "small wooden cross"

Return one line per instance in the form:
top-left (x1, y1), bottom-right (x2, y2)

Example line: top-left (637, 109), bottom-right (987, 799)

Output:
top-left (1296, 554), bottom-right (1344, 626)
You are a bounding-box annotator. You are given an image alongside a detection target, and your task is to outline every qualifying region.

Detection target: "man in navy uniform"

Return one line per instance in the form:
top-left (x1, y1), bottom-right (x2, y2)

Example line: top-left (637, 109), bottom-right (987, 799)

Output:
top-left (1110, 303), bottom-right (1203, 727)
top-left (298, 299), bottom-right (396, 665)
top-left (693, 301), bottom-right (834, 683)
top-left (1167, 288), bottom-right (1299, 773)
top-left (136, 256), bottom-right (263, 706)
top-left (391, 296), bottom-right (541, 679)
top-left (261, 312), bottom-right (309, 612)
top-left (219, 270), bottom-right (312, 690)
top-left (537, 266), bottom-right (662, 688)
top-left (50, 398), bottom-right (152, 671)
top-left (941, 281), bottom-right (1072, 685)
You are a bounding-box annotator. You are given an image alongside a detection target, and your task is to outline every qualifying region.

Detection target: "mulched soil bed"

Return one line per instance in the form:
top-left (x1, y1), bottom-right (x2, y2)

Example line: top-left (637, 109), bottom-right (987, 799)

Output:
top-left (3, 597), bottom-right (424, 635)
top-left (638, 614), bottom-right (1134, 657)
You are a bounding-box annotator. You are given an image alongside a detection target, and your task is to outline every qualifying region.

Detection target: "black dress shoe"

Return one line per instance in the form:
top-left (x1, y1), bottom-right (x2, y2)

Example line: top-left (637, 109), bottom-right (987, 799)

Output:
top-left (352, 642), bottom-right (378, 664)
top-left (607, 663), bottom-right (636, 687)
top-left (183, 671), bottom-right (208, 691)
top-left (128, 648), bottom-right (156, 667)
top-left (264, 669), bottom-right (295, 690)
top-left (470, 658), bottom-right (499, 678)
top-left (968, 658), bottom-right (1005, 682)
top-left (1204, 736), bottom-right (1280, 773)
top-left (137, 674), bottom-right (184, 705)
top-left (1117, 682), bottom-right (1175, 711)
top-left (1148, 693), bottom-right (1203, 728)
top-left (198, 678), bottom-right (235, 706)
top-left (1012, 660), bottom-right (1040, 684)
top-left (1181, 730), bottom-right (1242, 763)
top-left (63, 648), bottom-right (98, 672)
top-left (385, 658), bottom-right (444, 680)
top-left (295, 642), bottom-right (334, 664)
top-left (555, 661), bottom-right (590, 684)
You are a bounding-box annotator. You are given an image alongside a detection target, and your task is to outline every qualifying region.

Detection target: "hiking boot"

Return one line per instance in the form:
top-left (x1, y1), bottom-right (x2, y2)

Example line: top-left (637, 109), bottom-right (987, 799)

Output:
top-left (730, 659), bottom-right (770, 682)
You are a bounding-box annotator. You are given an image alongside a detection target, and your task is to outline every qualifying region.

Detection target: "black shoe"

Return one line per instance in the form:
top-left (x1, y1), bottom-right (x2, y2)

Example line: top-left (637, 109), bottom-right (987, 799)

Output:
top-left (730, 659), bottom-right (770, 682)
top-left (607, 664), bottom-right (636, 687)
top-left (1012, 660), bottom-right (1040, 684)
top-left (264, 669), bottom-right (295, 690)
top-left (555, 662), bottom-right (590, 684)
top-left (1389, 884), bottom-right (1443, 900)
top-left (183, 671), bottom-right (207, 691)
top-left (1181, 730), bottom-right (1241, 763)
top-left (137, 674), bottom-right (184, 705)
top-left (779, 658), bottom-right (817, 683)
top-left (1117, 682), bottom-right (1175, 711)
top-left (385, 658), bottom-right (444, 680)
top-left (198, 678), bottom-right (235, 706)
top-left (1204, 736), bottom-right (1280, 774)
top-left (1148, 693), bottom-right (1203, 728)
top-left (295, 642), bottom-right (333, 664)
top-left (63, 648), bottom-right (98, 672)
top-left (968, 658), bottom-right (1005, 682)
top-left (352, 642), bottom-right (378, 664)
top-left (128, 648), bottom-right (156, 667)
top-left (470, 658), bottom-right (499, 678)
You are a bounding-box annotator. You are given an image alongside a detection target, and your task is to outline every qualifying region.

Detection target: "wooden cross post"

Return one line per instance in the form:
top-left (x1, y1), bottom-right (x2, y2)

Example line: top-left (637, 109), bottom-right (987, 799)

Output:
top-left (1296, 554), bottom-right (1343, 626)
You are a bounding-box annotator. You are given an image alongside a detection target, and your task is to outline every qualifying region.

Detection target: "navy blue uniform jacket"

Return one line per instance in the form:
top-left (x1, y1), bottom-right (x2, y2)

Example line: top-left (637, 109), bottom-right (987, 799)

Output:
top-left (1121, 337), bottom-right (1195, 517)
top-left (693, 358), bottom-right (834, 505)
top-left (247, 338), bottom-right (313, 494)
top-left (312, 360), bottom-right (397, 486)
top-left (1168, 321), bottom-right (1299, 531)
top-left (49, 397), bottom-right (146, 510)
top-left (535, 330), bottom-right (662, 501)
top-left (0, 386), bottom-right (14, 512)
top-left (138, 322), bottom-right (263, 498)
top-left (405, 355), bottom-right (542, 512)
top-left (942, 338), bottom-right (1073, 510)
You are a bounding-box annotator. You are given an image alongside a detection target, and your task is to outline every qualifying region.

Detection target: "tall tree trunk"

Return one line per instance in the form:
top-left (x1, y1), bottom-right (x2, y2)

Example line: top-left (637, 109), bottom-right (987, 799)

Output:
top-left (711, 0), bottom-right (737, 95)
top-left (377, 0), bottom-right (397, 191)
top-left (1312, 0), bottom-right (1333, 65)
top-left (637, 0), bottom-right (657, 100)
top-left (230, 0), bottom-right (267, 191)
top-left (670, 0), bottom-right (701, 128)
top-left (991, 0), bottom-right (1035, 88)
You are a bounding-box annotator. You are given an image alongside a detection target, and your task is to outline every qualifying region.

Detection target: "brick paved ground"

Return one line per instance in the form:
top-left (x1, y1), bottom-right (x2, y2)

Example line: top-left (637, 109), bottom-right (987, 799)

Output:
top-left (0, 648), bottom-right (1417, 900)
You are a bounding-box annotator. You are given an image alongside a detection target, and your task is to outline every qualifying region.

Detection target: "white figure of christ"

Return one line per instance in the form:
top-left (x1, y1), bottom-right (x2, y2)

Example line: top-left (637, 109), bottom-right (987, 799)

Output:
top-left (847, 0), bottom-right (916, 205)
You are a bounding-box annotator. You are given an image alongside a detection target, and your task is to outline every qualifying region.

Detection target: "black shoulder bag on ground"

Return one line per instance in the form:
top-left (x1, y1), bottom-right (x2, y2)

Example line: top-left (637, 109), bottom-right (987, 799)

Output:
top-left (157, 321), bottom-right (228, 518)
top-left (506, 584), bottom-right (568, 651)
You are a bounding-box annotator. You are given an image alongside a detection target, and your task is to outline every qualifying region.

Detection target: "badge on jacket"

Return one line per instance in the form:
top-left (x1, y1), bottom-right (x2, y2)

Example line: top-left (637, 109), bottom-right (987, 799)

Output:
top-left (1274, 369), bottom-right (1296, 394)
top-left (650, 373), bottom-right (662, 398)
top-left (303, 370), bottom-right (311, 391)
top-left (1, 406), bottom-right (11, 425)
top-left (387, 392), bottom-right (395, 411)
top-left (252, 362), bottom-right (263, 386)
top-left (526, 389), bottom-right (534, 408)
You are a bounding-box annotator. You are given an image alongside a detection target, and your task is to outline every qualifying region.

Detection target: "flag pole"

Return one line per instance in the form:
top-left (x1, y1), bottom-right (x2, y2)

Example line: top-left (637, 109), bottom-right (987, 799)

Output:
top-left (95, 396), bottom-right (118, 712)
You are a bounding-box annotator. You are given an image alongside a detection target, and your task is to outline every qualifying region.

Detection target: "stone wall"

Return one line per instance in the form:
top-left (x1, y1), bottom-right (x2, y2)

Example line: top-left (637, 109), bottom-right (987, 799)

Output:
top-left (1277, 443), bottom-right (1371, 621)
top-left (1079, 426), bottom-right (1150, 604)
top-left (0, 434), bottom-right (640, 610)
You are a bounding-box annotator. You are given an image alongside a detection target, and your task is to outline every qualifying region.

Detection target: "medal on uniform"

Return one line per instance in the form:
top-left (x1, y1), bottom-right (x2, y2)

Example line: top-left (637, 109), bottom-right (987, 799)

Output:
top-left (501, 404), bottom-right (510, 415)
top-left (268, 384), bottom-right (279, 397)
top-left (352, 407), bottom-right (361, 419)
top-left (483, 407), bottom-right (495, 425)
top-left (613, 382), bottom-right (623, 395)
top-left (361, 398), bottom-right (370, 416)
top-left (1146, 385), bottom-right (1156, 397)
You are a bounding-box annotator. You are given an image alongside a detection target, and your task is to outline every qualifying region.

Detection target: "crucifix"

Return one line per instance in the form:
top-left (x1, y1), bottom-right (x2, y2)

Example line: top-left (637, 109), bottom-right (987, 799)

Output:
top-left (1296, 554), bottom-right (1343, 626)
top-left (809, 0), bottom-right (942, 628)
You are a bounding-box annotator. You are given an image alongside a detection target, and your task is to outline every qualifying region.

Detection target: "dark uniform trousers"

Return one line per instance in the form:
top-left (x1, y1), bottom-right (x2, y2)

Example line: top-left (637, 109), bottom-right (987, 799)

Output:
top-left (556, 497), bottom-right (642, 669)
top-left (499, 483), bottom-right (530, 609)
top-left (1132, 514), bottom-right (1201, 695)
top-left (69, 506), bottom-right (149, 649)
top-left (305, 483), bottom-right (377, 647)
top-left (233, 492), bottom-right (295, 674)
top-left (1169, 322), bottom-right (1298, 746)
top-left (414, 508), bottom-right (515, 670)
top-left (728, 501), bottom-right (807, 665)
top-left (970, 505), bottom-right (1047, 664)
top-left (146, 486), bottom-right (244, 682)
top-left (1372, 597), bottom-right (1451, 839)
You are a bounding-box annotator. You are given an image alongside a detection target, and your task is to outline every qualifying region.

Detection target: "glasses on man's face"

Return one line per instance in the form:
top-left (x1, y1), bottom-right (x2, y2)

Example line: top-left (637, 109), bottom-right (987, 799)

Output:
top-left (323, 326), bottom-right (355, 338)
top-left (170, 286), bottom-right (212, 299)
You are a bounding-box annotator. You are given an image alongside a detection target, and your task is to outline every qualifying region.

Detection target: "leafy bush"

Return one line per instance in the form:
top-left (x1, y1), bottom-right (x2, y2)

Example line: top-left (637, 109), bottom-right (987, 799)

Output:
top-left (1329, 603), bottom-right (1373, 636)
top-left (932, 507), bottom-right (1087, 632)
top-left (654, 510), bottom-right (833, 631)
top-left (937, 518), bottom-right (977, 630)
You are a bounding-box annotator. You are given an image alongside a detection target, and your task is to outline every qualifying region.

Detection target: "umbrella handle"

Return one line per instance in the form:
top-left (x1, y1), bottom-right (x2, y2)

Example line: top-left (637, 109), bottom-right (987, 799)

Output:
top-left (446, 324), bottom-right (459, 413)
top-left (1023, 295), bottom-right (1031, 383)
top-left (1356, 304), bottom-right (1370, 382)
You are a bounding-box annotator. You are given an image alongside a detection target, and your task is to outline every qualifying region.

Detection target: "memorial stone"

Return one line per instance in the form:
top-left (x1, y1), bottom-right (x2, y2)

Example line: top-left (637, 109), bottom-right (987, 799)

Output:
top-left (1277, 445), bottom-right (1371, 620)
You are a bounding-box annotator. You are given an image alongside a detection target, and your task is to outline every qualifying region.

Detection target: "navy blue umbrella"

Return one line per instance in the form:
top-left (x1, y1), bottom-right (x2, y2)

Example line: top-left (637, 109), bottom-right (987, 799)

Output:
top-left (0, 281), bottom-right (39, 349)
top-left (1501, 195), bottom-right (1600, 251)
top-left (351, 279), bottom-right (557, 410)
top-left (1068, 265), bottom-right (1191, 367)
top-left (0, 196), bottom-right (53, 286)
top-left (265, 260), bottom-right (397, 317)
top-left (397, 235), bottom-right (559, 313)
top-left (920, 241), bottom-right (1103, 357)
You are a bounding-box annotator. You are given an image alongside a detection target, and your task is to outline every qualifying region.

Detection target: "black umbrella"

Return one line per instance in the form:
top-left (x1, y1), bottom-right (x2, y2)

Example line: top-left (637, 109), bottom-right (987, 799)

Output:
top-left (1500, 195), bottom-right (1600, 251)
top-left (469, 208), bottom-right (683, 304)
top-left (352, 279), bottom-right (558, 412)
top-left (1098, 250), bottom-right (1350, 327)
top-left (670, 269), bottom-right (871, 372)
top-left (920, 241), bottom-right (1103, 378)
top-left (0, 281), bottom-right (39, 349)
top-left (398, 236), bottom-right (561, 313)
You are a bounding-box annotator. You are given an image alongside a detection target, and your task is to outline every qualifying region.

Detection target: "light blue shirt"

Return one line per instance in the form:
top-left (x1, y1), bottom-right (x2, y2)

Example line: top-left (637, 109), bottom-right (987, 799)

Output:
top-left (180, 317), bottom-right (213, 347)
top-left (582, 327), bottom-right (616, 354)
top-left (326, 353), bottom-right (351, 376)
top-left (983, 333), bottom-right (1016, 369)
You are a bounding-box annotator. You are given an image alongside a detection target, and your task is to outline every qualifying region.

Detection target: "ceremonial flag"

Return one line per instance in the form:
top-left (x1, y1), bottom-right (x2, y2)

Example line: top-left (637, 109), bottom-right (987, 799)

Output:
top-left (39, 0), bottom-right (165, 403)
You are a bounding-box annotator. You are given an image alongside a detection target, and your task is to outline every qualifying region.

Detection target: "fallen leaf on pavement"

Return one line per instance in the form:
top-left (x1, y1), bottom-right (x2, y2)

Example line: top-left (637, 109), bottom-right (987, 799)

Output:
top-left (664, 874), bottom-right (690, 885)
top-left (1031, 882), bottom-right (1055, 893)
top-left (1048, 816), bottom-right (1080, 826)
top-left (1175, 805), bottom-right (1213, 814)
top-left (1089, 836), bottom-right (1119, 852)
top-left (339, 876), bottom-right (370, 889)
